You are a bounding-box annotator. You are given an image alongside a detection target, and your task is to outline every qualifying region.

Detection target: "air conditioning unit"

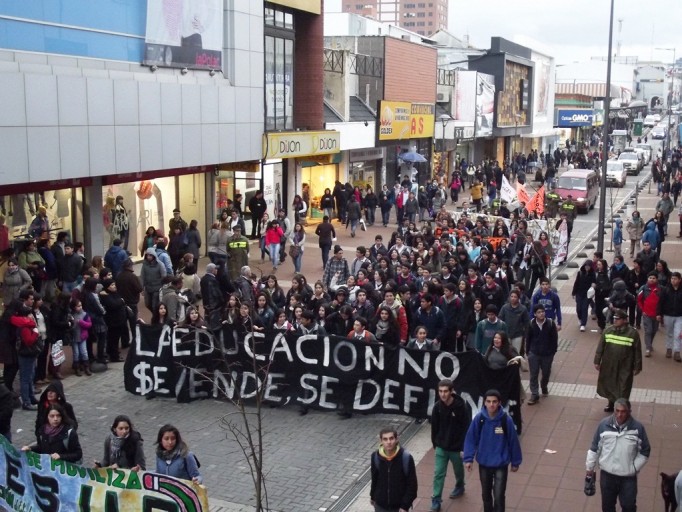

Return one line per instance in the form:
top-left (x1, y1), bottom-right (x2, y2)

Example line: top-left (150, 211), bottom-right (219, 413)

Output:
top-left (437, 90), bottom-right (450, 102)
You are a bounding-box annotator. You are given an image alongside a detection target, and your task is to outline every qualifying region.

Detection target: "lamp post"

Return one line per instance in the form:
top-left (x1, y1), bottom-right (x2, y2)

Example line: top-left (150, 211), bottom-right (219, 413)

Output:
top-left (656, 47), bottom-right (676, 162)
top-left (439, 113), bottom-right (453, 177)
top-left (597, 0), bottom-right (615, 254)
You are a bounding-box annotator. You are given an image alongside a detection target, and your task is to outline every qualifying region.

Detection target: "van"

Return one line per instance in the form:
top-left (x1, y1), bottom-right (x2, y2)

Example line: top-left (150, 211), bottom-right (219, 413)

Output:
top-left (554, 169), bottom-right (600, 213)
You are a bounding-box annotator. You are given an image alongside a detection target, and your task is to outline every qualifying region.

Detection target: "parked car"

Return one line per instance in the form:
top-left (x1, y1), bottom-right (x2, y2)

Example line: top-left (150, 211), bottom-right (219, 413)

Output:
top-left (634, 143), bottom-right (652, 163)
top-left (618, 150), bottom-right (643, 175)
top-left (606, 160), bottom-right (627, 188)
top-left (653, 114), bottom-right (661, 123)
top-left (651, 125), bottom-right (667, 139)
top-left (643, 115), bottom-right (656, 127)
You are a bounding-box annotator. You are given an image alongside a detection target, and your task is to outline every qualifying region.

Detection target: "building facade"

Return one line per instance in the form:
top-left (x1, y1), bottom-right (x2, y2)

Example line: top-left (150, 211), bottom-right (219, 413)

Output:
top-left (340, 0), bottom-right (447, 36)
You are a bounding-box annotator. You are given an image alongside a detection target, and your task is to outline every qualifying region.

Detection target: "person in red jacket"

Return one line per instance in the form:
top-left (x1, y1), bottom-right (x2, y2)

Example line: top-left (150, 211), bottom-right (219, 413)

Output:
top-left (11, 296), bottom-right (41, 410)
top-left (637, 272), bottom-right (660, 358)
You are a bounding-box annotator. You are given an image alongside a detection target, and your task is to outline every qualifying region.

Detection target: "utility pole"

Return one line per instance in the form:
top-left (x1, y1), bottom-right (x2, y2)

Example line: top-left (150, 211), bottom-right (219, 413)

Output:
top-left (598, 0), bottom-right (615, 254)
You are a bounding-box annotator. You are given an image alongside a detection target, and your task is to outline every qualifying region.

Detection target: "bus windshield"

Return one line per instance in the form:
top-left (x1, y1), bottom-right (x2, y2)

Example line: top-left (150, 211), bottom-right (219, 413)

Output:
top-left (556, 177), bottom-right (587, 191)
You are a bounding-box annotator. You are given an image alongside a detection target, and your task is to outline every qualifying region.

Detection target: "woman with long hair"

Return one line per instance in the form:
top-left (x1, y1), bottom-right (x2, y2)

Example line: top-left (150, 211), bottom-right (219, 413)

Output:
top-left (97, 415), bottom-right (145, 471)
top-left (22, 403), bottom-right (82, 463)
top-left (223, 293), bottom-right (241, 325)
top-left (155, 424), bottom-right (202, 483)
top-left (255, 293), bottom-right (275, 326)
top-left (181, 306), bottom-right (206, 329)
top-left (263, 275), bottom-right (286, 309)
top-left (371, 306), bottom-right (401, 349)
top-left (288, 222), bottom-right (306, 273)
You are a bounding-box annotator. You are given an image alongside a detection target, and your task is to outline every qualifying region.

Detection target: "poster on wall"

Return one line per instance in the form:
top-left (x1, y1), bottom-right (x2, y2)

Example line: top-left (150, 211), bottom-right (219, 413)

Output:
top-left (532, 52), bottom-right (553, 124)
top-left (475, 73), bottom-right (495, 137)
top-left (143, 0), bottom-right (223, 70)
top-left (454, 70), bottom-right (477, 122)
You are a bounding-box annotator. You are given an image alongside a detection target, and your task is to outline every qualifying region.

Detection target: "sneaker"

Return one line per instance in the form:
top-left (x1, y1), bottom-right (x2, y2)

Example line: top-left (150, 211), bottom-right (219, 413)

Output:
top-left (449, 486), bottom-right (465, 499)
top-left (430, 497), bottom-right (442, 511)
top-left (541, 386), bottom-right (549, 396)
top-left (527, 395), bottom-right (539, 405)
top-left (580, 325), bottom-right (585, 332)
top-left (22, 404), bottom-right (37, 411)
top-left (645, 350), bottom-right (651, 358)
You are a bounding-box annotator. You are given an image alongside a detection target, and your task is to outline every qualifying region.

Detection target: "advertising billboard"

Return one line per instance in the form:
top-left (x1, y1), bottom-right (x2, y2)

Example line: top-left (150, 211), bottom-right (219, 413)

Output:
top-left (454, 70), bottom-right (477, 123)
top-left (143, 0), bottom-right (223, 70)
top-left (476, 73), bottom-right (495, 137)
top-left (377, 101), bottom-right (435, 142)
top-left (557, 109), bottom-right (594, 127)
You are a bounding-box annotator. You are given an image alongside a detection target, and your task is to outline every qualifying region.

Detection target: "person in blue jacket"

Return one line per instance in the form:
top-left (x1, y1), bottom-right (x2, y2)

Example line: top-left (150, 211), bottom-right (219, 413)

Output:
top-left (155, 424), bottom-right (202, 484)
top-left (463, 389), bottom-right (522, 512)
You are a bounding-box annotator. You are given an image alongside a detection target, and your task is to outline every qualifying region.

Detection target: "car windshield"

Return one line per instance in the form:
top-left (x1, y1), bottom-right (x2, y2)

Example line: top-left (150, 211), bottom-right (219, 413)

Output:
top-left (557, 177), bottom-right (587, 190)
top-left (619, 153), bottom-right (637, 160)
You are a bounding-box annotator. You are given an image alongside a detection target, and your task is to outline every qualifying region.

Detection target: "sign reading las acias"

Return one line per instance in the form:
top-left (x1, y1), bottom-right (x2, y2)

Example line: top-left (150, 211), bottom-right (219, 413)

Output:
top-left (264, 131), bottom-right (341, 159)
top-left (378, 101), bottom-right (435, 141)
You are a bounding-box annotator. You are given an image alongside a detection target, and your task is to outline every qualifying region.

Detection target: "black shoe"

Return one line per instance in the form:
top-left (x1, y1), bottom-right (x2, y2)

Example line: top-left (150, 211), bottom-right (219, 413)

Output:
top-left (109, 356), bottom-right (123, 363)
top-left (337, 411), bottom-right (353, 419)
top-left (527, 395), bottom-right (540, 405)
top-left (299, 408), bottom-right (309, 416)
top-left (541, 387), bottom-right (549, 396)
top-left (604, 403), bottom-right (614, 413)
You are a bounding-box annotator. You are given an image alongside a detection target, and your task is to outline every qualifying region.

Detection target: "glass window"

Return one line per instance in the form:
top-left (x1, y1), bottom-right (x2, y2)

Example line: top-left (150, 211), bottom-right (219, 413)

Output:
top-left (264, 8), bottom-right (275, 26)
top-left (284, 13), bottom-right (294, 30)
top-left (265, 35), bottom-right (294, 131)
top-left (275, 9), bottom-right (284, 27)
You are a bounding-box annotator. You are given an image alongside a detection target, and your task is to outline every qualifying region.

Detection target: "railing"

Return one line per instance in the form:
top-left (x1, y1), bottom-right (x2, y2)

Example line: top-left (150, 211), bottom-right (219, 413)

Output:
top-left (323, 49), bottom-right (383, 77)
top-left (437, 68), bottom-right (456, 86)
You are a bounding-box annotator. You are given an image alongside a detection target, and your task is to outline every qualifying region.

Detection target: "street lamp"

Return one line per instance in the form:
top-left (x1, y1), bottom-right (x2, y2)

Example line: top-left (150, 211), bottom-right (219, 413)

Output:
top-left (597, 0), bottom-right (615, 254)
top-left (656, 47), bottom-right (676, 161)
top-left (439, 113), bottom-right (453, 175)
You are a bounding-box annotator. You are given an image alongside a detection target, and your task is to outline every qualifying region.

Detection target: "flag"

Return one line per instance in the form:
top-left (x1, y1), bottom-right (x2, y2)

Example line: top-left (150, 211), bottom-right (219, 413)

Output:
top-left (500, 176), bottom-right (517, 203)
top-left (516, 182), bottom-right (530, 205)
top-left (527, 185), bottom-right (545, 217)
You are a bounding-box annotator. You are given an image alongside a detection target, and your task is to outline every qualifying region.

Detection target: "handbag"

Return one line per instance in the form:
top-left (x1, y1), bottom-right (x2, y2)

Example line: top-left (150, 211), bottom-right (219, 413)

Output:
top-left (51, 340), bottom-right (66, 366)
top-left (289, 245), bottom-right (301, 259)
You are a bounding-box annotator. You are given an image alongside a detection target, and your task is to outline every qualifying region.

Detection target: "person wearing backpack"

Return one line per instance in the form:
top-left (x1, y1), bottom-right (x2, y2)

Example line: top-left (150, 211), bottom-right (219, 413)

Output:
top-left (370, 427), bottom-right (418, 512)
top-left (463, 389), bottom-right (522, 512)
top-left (155, 424), bottom-right (202, 483)
top-left (429, 379), bottom-right (472, 511)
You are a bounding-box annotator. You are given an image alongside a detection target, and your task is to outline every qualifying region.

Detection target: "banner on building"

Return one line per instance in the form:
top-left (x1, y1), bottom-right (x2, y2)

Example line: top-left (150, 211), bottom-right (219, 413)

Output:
top-left (0, 435), bottom-right (208, 512)
top-left (475, 73), bottom-right (495, 137)
top-left (124, 325), bottom-right (523, 430)
top-left (143, 0), bottom-right (223, 70)
top-left (454, 71), bottom-right (477, 123)
top-left (377, 101), bottom-right (436, 142)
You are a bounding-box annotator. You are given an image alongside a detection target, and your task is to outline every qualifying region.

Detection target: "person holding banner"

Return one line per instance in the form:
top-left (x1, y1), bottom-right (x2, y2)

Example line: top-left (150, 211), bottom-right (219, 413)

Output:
top-left (97, 415), bottom-right (146, 471)
top-left (155, 425), bottom-right (202, 484)
top-left (23, 403), bottom-right (82, 463)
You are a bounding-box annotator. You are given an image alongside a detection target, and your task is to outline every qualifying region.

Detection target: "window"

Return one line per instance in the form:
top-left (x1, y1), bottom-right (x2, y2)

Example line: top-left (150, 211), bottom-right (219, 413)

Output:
top-left (265, 5), bottom-right (295, 131)
top-left (417, 2), bottom-right (426, 6)
top-left (416, 21), bottom-right (425, 26)
top-left (416, 12), bottom-right (425, 17)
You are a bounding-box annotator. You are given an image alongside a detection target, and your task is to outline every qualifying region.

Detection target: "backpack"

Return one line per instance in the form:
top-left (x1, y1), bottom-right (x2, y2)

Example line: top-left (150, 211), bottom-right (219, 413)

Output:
top-left (372, 449), bottom-right (411, 476)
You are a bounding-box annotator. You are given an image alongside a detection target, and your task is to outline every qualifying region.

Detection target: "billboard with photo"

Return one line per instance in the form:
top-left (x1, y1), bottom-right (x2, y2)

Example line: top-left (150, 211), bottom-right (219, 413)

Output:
top-left (454, 70), bottom-right (476, 123)
top-left (143, 0), bottom-right (223, 70)
top-left (531, 51), bottom-right (555, 129)
top-left (475, 73), bottom-right (495, 137)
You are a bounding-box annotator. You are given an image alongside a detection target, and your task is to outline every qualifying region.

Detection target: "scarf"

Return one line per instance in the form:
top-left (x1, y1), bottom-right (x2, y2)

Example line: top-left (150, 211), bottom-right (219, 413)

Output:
top-left (43, 423), bottom-right (64, 439)
top-left (156, 441), bottom-right (188, 463)
top-left (375, 319), bottom-right (389, 339)
top-left (109, 432), bottom-right (127, 462)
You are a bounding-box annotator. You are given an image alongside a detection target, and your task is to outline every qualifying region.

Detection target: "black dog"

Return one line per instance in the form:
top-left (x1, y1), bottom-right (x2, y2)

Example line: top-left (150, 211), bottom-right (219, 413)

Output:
top-left (660, 471), bottom-right (679, 512)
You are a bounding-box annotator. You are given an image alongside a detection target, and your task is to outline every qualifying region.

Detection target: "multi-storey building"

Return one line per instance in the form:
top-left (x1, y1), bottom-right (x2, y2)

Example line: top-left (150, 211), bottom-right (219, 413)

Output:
top-left (341, 0), bottom-right (447, 36)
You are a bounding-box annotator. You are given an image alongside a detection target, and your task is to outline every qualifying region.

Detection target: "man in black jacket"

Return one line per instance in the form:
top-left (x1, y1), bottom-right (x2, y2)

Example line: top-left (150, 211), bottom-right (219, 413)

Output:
top-left (370, 427), bottom-right (418, 512)
top-left (430, 379), bottom-right (472, 511)
top-left (526, 304), bottom-right (559, 405)
top-left (248, 190), bottom-right (267, 239)
top-left (200, 263), bottom-right (225, 330)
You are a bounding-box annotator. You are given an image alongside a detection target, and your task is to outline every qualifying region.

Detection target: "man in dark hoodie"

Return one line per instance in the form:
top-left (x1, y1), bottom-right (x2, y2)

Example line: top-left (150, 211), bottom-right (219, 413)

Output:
top-left (429, 379), bottom-right (472, 511)
top-left (35, 381), bottom-right (78, 438)
top-left (370, 427), bottom-right (418, 512)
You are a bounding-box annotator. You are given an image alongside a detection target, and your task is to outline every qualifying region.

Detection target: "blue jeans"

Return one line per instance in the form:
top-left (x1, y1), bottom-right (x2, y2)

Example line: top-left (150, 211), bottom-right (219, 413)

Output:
top-left (18, 355), bottom-right (36, 406)
top-left (72, 339), bottom-right (88, 362)
top-left (479, 465), bottom-right (508, 512)
top-left (350, 219), bottom-right (358, 235)
top-left (324, 207), bottom-right (333, 220)
top-left (366, 207), bottom-right (375, 225)
top-left (381, 209), bottom-right (390, 226)
top-left (575, 294), bottom-right (589, 327)
top-left (293, 251), bottom-right (303, 273)
top-left (528, 352), bottom-right (554, 397)
top-left (600, 470), bottom-right (637, 512)
top-left (269, 243), bottom-right (281, 267)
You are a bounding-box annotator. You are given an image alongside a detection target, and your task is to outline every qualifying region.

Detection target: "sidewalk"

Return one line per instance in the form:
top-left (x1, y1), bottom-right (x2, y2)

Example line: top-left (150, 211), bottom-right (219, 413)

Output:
top-left (344, 183), bottom-right (682, 511)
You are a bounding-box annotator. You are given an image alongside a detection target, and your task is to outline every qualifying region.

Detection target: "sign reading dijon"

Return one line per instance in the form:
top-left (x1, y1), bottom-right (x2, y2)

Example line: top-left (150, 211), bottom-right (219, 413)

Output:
top-left (264, 131), bottom-right (341, 159)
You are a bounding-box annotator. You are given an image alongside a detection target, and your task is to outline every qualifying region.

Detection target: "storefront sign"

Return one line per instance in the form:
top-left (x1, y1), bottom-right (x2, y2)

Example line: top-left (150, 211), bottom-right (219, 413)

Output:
top-left (218, 162), bottom-right (261, 173)
top-left (410, 103), bottom-right (435, 138)
top-left (349, 148), bottom-right (386, 162)
top-left (268, 0), bottom-right (320, 14)
top-left (125, 325), bottom-right (523, 430)
top-left (453, 126), bottom-right (475, 139)
top-left (0, 435), bottom-right (208, 512)
top-left (263, 131), bottom-right (341, 159)
top-left (557, 109), bottom-right (594, 127)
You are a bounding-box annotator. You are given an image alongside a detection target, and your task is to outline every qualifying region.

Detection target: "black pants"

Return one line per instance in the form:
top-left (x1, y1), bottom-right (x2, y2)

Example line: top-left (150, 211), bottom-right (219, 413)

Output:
top-left (107, 324), bottom-right (126, 359)
top-left (479, 465), bottom-right (508, 512)
top-left (600, 470), bottom-right (637, 512)
top-left (3, 363), bottom-right (18, 392)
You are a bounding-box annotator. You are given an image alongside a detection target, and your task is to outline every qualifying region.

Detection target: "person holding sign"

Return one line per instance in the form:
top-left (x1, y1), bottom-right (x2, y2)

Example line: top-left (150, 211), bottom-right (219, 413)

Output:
top-left (22, 403), bottom-right (82, 463)
top-left (96, 415), bottom-right (146, 471)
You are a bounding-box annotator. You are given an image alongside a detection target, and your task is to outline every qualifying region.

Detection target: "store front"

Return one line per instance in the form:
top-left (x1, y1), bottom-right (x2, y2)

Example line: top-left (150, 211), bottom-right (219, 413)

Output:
top-left (214, 161), bottom-right (263, 233)
top-left (349, 148), bottom-right (385, 192)
top-left (263, 130), bottom-right (341, 223)
top-left (0, 179), bottom-right (87, 255)
top-left (102, 167), bottom-right (210, 259)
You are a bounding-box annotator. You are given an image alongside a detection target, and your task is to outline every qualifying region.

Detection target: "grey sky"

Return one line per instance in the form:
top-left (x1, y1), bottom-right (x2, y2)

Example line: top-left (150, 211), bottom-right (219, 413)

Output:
top-left (449, 0), bottom-right (679, 65)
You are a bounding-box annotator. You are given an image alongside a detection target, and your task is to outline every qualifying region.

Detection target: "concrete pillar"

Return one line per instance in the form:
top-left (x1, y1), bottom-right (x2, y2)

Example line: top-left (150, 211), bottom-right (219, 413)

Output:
top-left (83, 177), bottom-right (105, 259)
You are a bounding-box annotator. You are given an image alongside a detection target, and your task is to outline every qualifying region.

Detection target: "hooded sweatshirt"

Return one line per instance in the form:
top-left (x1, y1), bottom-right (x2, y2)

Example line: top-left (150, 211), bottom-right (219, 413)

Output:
top-left (140, 248), bottom-right (167, 292)
top-left (35, 381), bottom-right (78, 436)
top-left (463, 407), bottom-right (522, 468)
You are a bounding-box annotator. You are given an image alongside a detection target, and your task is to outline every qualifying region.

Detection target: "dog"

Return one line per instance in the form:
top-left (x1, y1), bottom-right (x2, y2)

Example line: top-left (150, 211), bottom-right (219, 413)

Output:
top-left (660, 471), bottom-right (680, 512)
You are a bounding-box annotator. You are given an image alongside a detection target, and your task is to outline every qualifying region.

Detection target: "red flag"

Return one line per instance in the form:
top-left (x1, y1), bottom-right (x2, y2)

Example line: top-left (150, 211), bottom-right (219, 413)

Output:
top-left (527, 185), bottom-right (545, 217)
top-left (516, 182), bottom-right (530, 205)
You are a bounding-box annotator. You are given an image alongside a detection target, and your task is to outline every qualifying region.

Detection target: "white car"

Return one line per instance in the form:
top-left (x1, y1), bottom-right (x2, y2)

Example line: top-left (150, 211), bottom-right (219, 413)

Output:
top-left (643, 115), bottom-right (656, 127)
top-left (653, 114), bottom-right (661, 123)
top-left (618, 151), bottom-right (642, 174)
top-left (652, 126), bottom-right (667, 139)
top-left (635, 143), bottom-right (652, 163)
top-left (606, 160), bottom-right (627, 187)
top-left (631, 147), bottom-right (648, 165)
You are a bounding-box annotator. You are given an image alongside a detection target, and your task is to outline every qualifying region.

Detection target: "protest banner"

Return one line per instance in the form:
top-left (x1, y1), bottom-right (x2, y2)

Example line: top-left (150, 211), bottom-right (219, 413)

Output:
top-left (0, 434), bottom-right (209, 512)
top-left (124, 325), bottom-right (523, 431)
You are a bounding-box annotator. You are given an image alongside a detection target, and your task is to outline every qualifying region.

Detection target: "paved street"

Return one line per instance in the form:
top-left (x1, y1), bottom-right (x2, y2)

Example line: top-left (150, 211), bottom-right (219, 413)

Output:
top-left (8, 146), bottom-right (681, 512)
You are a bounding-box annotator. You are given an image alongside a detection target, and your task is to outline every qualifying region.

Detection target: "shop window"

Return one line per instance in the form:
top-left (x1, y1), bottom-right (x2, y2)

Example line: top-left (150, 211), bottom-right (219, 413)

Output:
top-left (301, 164), bottom-right (338, 219)
top-left (265, 6), bottom-right (295, 131)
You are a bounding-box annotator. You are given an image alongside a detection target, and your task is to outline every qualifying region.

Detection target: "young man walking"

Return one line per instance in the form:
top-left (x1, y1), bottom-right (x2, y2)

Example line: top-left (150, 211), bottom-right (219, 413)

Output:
top-left (430, 379), bottom-right (472, 511)
top-left (370, 427), bottom-right (418, 512)
top-left (463, 389), bottom-right (522, 512)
